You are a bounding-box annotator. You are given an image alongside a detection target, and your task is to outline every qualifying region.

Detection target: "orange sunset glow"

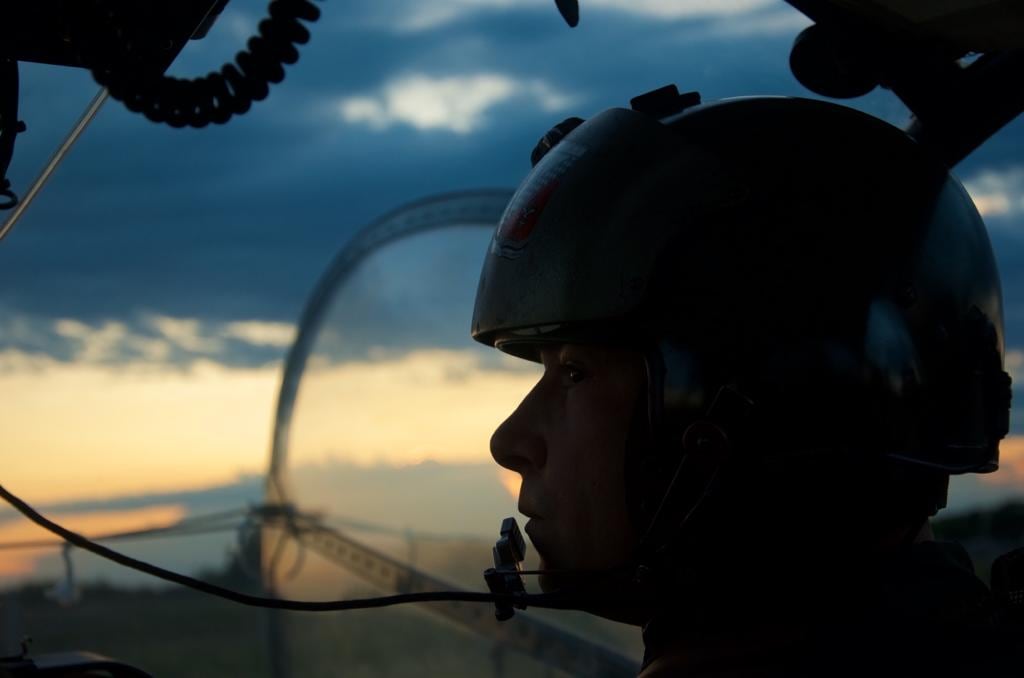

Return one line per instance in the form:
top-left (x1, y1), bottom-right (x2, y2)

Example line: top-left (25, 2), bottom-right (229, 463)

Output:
top-left (0, 350), bottom-right (279, 503)
top-left (0, 504), bottom-right (186, 577)
top-left (1, 339), bottom-right (1021, 501)
top-left (499, 468), bottom-right (522, 503)
top-left (290, 348), bottom-right (539, 467)
top-left (0, 346), bottom-right (539, 505)
top-left (985, 435), bottom-right (1024, 486)
top-left (0, 335), bottom-right (1019, 584)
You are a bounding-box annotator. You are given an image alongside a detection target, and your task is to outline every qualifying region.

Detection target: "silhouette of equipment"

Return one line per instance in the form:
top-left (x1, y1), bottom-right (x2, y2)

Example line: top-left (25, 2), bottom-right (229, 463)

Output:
top-left (484, 517), bottom-right (529, 621)
top-left (555, 0), bottom-right (579, 28)
top-left (559, 0), bottom-right (1024, 169)
top-left (783, 0), bottom-right (1024, 167)
top-left (0, 1), bottom-right (322, 236)
top-left (0, 1), bottom-right (321, 129)
top-left (66, 0), bottom-right (321, 129)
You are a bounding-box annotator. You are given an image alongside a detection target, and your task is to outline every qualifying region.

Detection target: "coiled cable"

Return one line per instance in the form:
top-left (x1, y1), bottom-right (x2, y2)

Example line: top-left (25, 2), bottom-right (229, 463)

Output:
top-left (66, 0), bottom-right (322, 129)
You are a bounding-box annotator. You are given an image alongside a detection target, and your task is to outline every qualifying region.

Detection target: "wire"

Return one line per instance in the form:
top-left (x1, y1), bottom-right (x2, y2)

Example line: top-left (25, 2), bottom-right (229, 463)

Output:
top-left (67, 0), bottom-right (322, 129)
top-left (0, 482), bottom-right (636, 613)
top-left (0, 88), bottom-right (109, 242)
top-left (0, 482), bottom-right (498, 610)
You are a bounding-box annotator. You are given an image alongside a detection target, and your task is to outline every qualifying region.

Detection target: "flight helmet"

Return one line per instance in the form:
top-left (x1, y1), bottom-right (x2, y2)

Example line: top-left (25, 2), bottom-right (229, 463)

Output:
top-left (471, 86), bottom-right (1012, 569)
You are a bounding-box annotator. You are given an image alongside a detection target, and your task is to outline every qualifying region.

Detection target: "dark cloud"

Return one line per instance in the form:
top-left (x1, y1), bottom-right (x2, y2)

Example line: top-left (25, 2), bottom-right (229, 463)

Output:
top-left (0, 311), bottom-right (295, 369)
top-left (0, 3), bottom-right (1021, 384)
top-left (0, 2), bottom-right (924, 325)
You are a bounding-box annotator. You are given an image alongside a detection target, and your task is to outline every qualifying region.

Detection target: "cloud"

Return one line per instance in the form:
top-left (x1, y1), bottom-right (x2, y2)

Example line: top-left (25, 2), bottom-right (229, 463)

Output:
top-left (0, 344), bottom-right (535, 516)
top-left (289, 348), bottom-right (538, 467)
top-left (1007, 349), bottom-right (1024, 383)
top-left (222, 320), bottom-right (296, 348)
top-left (700, 8), bottom-right (812, 38)
top-left (218, 8), bottom-right (260, 42)
top-left (55, 318), bottom-right (173, 363)
top-left (388, 0), bottom-right (526, 32)
top-left (335, 73), bottom-right (574, 134)
top-left (0, 350), bottom-right (279, 503)
top-left (964, 166), bottom-right (1024, 219)
top-left (7, 313), bottom-right (297, 370)
top-left (0, 504), bottom-right (187, 580)
top-left (587, 0), bottom-right (774, 19)
top-left (1, 13), bottom-right (853, 331)
top-left (386, 0), bottom-right (775, 32)
top-left (145, 315), bottom-right (297, 360)
top-left (148, 315), bottom-right (223, 354)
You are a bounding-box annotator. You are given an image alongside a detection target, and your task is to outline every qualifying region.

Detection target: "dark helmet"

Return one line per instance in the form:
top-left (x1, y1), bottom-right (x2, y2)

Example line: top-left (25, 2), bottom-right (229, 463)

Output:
top-left (471, 87), bottom-right (1012, 569)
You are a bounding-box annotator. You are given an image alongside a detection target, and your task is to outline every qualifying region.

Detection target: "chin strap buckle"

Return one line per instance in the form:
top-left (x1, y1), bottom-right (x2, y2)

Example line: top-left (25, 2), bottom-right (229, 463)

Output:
top-left (484, 517), bottom-right (528, 621)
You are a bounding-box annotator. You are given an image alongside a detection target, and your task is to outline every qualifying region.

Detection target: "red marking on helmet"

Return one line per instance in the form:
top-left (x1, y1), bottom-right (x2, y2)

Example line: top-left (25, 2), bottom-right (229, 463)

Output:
top-left (497, 179), bottom-right (559, 244)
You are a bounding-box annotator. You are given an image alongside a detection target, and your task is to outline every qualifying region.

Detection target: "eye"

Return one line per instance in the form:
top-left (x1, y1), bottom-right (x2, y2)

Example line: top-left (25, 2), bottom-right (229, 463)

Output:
top-left (562, 362), bottom-right (588, 385)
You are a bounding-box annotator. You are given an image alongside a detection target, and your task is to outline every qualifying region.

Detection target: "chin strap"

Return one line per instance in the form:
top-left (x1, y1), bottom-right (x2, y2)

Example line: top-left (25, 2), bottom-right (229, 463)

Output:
top-left (482, 515), bottom-right (660, 621)
top-left (636, 384), bottom-right (755, 568)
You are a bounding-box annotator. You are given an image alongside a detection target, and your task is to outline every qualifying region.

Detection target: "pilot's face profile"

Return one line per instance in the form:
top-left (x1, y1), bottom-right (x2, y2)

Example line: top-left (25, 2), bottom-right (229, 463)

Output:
top-left (490, 343), bottom-right (644, 591)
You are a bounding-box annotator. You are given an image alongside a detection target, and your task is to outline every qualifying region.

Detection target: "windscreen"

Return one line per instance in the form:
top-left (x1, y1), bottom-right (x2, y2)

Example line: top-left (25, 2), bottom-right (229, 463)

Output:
top-left (261, 193), bottom-right (643, 677)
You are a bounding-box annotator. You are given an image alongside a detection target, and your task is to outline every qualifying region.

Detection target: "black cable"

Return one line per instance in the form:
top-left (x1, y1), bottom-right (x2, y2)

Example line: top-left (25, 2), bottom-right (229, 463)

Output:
top-left (0, 483), bottom-right (627, 613)
top-left (66, 0), bottom-right (322, 128)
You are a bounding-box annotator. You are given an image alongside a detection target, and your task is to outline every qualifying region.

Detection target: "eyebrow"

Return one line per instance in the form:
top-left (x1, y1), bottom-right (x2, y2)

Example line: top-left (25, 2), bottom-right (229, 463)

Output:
top-left (557, 344), bottom-right (593, 365)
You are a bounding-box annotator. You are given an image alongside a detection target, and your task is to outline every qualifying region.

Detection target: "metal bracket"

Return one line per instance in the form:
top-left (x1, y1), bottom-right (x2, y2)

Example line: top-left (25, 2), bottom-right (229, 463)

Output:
top-left (483, 517), bottom-right (528, 621)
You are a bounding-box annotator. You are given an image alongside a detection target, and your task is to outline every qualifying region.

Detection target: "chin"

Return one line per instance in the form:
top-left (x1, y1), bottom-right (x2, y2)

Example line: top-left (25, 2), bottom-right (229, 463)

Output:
top-left (536, 555), bottom-right (558, 593)
top-left (535, 554), bottom-right (587, 595)
top-left (538, 566), bottom-right (649, 625)
top-left (537, 572), bottom-right (558, 593)
top-left (537, 559), bottom-right (575, 593)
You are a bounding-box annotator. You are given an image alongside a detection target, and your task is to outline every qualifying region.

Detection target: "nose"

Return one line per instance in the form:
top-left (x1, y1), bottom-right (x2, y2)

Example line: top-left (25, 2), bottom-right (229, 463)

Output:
top-left (490, 378), bottom-right (548, 476)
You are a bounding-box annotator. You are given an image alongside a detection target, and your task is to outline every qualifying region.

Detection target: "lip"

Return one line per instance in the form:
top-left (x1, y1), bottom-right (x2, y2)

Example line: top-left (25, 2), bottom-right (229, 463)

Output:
top-left (523, 519), bottom-right (554, 568)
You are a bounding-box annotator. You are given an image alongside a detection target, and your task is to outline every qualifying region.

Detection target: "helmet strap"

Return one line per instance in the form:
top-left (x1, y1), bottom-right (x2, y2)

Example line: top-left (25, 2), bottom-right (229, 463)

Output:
top-left (634, 384), bottom-right (755, 573)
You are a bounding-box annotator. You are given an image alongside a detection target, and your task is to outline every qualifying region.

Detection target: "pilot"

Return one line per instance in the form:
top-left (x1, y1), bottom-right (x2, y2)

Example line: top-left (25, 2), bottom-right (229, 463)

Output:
top-left (472, 88), bottom-right (1021, 676)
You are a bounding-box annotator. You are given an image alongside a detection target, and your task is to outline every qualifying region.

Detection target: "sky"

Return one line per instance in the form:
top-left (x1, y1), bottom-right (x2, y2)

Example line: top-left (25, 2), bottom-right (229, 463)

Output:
top-left (0, 0), bottom-right (1022, 589)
